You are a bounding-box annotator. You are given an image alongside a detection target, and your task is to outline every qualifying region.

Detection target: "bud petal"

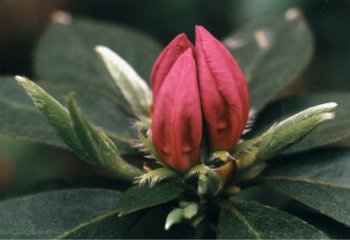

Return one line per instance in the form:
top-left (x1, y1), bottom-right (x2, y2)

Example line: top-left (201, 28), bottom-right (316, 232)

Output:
top-left (152, 48), bottom-right (202, 172)
top-left (151, 33), bottom-right (194, 100)
top-left (195, 25), bottom-right (249, 151)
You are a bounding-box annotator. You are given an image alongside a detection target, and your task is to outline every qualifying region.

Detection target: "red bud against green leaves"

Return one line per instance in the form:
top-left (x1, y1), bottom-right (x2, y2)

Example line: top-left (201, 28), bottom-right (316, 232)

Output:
top-left (152, 48), bottom-right (202, 172)
top-left (195, 25), bottom-right (249, 151)
top-left (151, 33), bottom-right (194, 100)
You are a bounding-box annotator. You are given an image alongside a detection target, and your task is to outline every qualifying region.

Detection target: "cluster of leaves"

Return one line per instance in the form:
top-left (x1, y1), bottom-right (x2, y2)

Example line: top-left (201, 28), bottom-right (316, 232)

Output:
top-left (0, 9), bottom-right (350, 238)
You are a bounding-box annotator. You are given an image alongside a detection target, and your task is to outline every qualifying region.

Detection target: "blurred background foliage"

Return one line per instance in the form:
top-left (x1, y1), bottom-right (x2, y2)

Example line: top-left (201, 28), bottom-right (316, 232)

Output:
top-left (0, 0), bottom-right (349, 198)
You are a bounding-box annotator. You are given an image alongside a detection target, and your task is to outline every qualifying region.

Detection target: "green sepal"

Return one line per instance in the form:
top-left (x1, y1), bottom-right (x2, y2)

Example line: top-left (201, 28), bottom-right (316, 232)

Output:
top-left (198, 171), bottom-right (222, 199)
top-left (135, 167), bottom-right (179, 187)
top-left (133, 117), bottom-right (161, 163)
top-left (67, 93), bottom-right (142, 181)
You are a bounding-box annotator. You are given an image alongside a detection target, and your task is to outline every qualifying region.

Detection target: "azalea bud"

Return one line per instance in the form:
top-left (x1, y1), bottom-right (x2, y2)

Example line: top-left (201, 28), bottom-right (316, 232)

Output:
top-left (195, 25), bottom-right (249, 151)
top-left (151, 48), bottom-right (202, 172)
top-left (151, 33), bottom-right (194, 100)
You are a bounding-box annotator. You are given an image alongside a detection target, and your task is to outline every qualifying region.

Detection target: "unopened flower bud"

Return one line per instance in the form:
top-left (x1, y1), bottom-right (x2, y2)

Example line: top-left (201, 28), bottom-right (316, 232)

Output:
top-left (195, 25), bottom-right (249, 151)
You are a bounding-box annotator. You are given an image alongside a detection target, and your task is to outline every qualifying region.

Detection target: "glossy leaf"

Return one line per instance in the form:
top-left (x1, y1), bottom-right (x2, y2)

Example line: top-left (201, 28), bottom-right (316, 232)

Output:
top-left (217, 201), bottom-right (328, 239)
top-left (262, 149), bottom-right (350, 226)
top-left (223, 8), bottom-right (313, 111)
top-left (0, 189), bottom-right (139, 238)
top-left (118, 181), bottom-right (184, 216)
top-left (252, 93), bottom-right (350, 154)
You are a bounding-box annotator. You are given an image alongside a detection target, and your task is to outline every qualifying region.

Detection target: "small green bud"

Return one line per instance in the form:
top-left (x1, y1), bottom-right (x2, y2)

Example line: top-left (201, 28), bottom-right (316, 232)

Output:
top-left (165, 208), bottom-right (184, 230)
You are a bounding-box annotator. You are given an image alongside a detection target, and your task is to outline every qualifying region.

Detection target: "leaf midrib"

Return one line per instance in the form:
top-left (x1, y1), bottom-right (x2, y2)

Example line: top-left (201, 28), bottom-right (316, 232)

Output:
top-left (219, 201), bottom-right (262, 239)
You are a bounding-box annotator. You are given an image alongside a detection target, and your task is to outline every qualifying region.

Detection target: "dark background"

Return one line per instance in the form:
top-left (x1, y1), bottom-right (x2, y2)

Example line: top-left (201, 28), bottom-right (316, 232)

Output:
top-left (1, 0), bottom-right (349, 91)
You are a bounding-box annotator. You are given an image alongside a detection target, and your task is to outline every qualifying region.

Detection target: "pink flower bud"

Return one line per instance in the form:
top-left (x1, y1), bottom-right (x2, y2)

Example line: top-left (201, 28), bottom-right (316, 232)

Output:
top-left (151, 33), bottom-right (194, 100)
top-left (152, 48), bottom-right (202, 172)
top-left (195, 25), bottom-right (249, 151)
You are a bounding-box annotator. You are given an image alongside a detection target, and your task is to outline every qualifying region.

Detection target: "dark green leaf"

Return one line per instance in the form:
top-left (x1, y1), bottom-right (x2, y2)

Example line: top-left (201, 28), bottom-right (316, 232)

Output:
top-left (223, 8), bottom-right (313, 111)
top-left (118, 181), bottom-right (184, 215)
top-left (0, 77), bottom-right (65, 148)
top-left (35, 17), bottom-right (162, 86)
top-left (262, 149), bottom-right (350, 226)
top-left (252, 93), bottom-right (350, 154)
top-left (33, 18), bottom-right (162, 154)
top-left (0, 189), bottom-right (139, 238)
top-left (0, 77), bottom-right (134, 154)
top-left (217, 201), bottom-right (328, 239)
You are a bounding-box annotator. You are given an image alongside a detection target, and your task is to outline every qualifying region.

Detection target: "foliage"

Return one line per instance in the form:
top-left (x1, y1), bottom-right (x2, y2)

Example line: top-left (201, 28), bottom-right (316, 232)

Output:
top-left (0, 8), bottom-right (350, 239)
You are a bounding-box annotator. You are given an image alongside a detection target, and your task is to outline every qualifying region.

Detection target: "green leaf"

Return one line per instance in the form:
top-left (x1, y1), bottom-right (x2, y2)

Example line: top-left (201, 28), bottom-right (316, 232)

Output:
top-left (41, 81), bottom-right (136, 154)
top-left (95, 46), bottom-right (152, 117)
top-left (252, 93), bottom-right (350, 154)
top-left (217, 201), bottom-right (328, 239)
top-left (232, 102), bottom-right (336, 183)
top-left (67, 95), bottom-right (142, 181)
top-left (33, 17), bottom-right (162, 154)
top-left (15, 76), bottom-right (84, 156)
top-left (0, 77), bottom-right (134, 155)
top-left (223, 8), bottom-right (313, 111)
top-left (35, 17), bottom-right (161, 86)
top-left (0, 189), bottom-right (139, 238)
top-left (261, 148), bottom-right (350, 226)
top-left (0, 77), bottom-right (65, 148)
top-left (118, 181), bottom-right (184, 216)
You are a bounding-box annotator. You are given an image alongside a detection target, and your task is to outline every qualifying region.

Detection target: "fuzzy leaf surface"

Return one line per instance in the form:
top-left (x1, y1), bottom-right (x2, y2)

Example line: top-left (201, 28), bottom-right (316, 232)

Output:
top-left (252, 94), bottom-right (350, 154)
top-left (262, 149), bottom-right (350, 226)
top-left (217, 201), bottom-right (328, 239)
top-left (223, 8), bottom-right (313, 111)
top-left (0, 17), bottom-right (163, 153)
top-left (0, 77), bottom-right (65, 148)
top-left (0, 189), bottom-right (139, 238)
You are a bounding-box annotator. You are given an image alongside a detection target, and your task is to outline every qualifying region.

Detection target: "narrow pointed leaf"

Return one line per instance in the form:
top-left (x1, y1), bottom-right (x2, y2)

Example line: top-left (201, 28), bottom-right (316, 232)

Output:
top-left (67, 95), bottom-right (142, 181)
top-left (95, 46), bottom-right (152, 116)
top-left (223, 8), bottom-right (313, 111)
top-left (0, 77), bottom-right (65, 148)
top-left (34, 17), bottom-right (162, 154)
top-left (252, 93), bottom-right (350, 154)
top-left (118, 181), bottom-right (184, 216)
top-left (15, 76), bottom-right (83, 155)
top-left (217, 201), bottom-right (328, 239)
top-left (234, 102), bottom-right (336, 182)
top-left (262, 149), bottom-right (350, 226)
top-left (0, 189), bottom-right (139, 239)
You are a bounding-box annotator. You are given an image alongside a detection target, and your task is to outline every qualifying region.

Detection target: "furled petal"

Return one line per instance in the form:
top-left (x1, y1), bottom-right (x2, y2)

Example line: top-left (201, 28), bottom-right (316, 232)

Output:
top-left (151, 33), bottom-right (194, 101)
top-left (152, 48), bottom-right (202, 172)
top-left (195, 25), bottom-right (249, 151)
